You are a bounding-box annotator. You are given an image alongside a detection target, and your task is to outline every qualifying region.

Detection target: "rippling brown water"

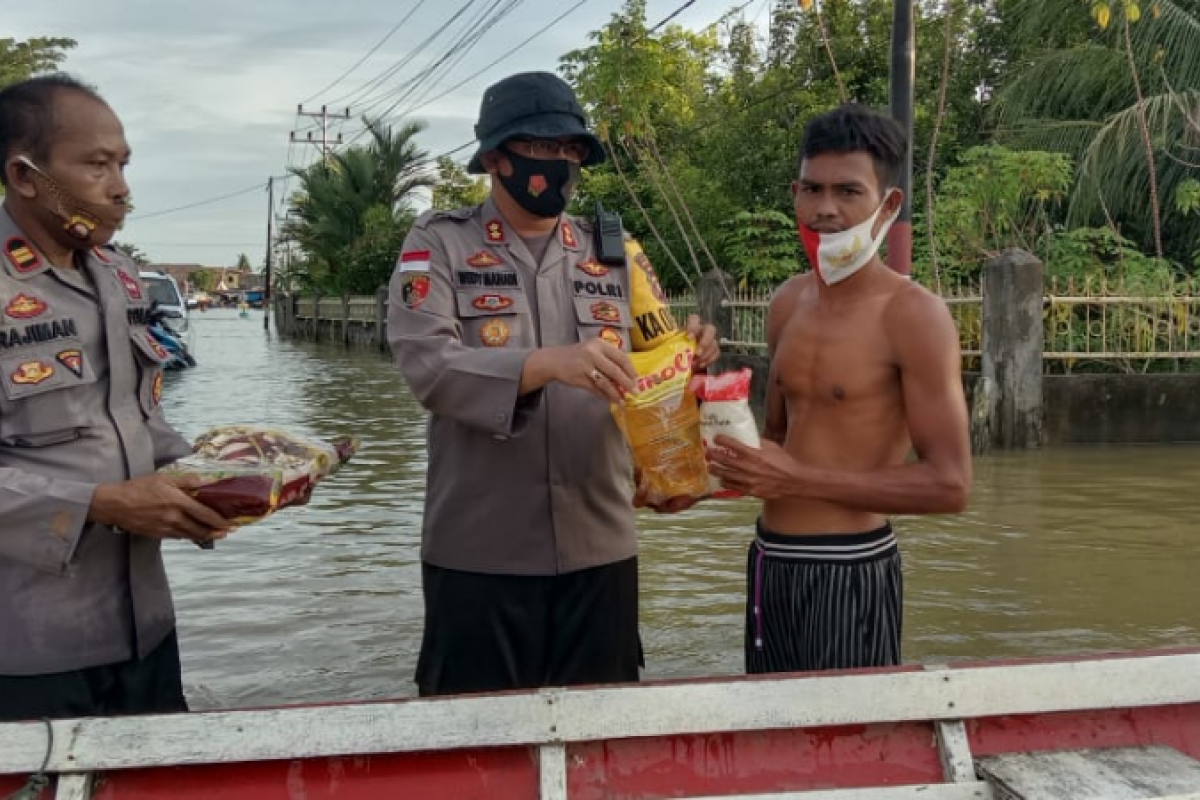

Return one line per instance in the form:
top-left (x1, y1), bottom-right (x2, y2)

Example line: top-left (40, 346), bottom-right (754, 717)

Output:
top-left (163, 309), bottom-right (1200, 710)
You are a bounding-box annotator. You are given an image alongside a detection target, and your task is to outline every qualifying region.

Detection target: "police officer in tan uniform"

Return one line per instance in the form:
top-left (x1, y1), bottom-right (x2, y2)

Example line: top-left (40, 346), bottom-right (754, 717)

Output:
top-left (0, 75), bottom-right (233, 721)
top-left (388, 72), bottom-right (720, 696)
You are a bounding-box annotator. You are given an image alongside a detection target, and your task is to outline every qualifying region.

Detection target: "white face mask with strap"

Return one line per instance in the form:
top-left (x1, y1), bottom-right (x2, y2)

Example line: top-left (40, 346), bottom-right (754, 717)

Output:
top-left (797, 190), bottom-right (900, 285)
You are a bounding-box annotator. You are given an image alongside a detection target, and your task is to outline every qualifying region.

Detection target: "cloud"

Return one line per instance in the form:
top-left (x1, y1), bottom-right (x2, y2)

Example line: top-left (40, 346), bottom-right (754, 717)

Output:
top-left (9, 0), bottom-right (726, 266)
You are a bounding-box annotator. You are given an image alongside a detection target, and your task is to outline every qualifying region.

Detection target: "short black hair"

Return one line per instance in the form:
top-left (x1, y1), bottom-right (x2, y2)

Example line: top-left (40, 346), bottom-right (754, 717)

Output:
top-left (798, 104), bottom-right (907, 190)
top-left (0, 73), bottom-right (106, 187)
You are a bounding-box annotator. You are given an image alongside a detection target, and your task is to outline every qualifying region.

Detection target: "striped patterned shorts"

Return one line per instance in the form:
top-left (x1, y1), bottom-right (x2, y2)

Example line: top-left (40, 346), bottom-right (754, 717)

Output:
top-left (745, 520), bottom-right (903, 675)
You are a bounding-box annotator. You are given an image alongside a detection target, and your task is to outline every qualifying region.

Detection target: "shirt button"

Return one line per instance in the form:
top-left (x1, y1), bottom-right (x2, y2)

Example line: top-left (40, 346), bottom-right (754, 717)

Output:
top-left (495, 411), bottom-right (508, 423)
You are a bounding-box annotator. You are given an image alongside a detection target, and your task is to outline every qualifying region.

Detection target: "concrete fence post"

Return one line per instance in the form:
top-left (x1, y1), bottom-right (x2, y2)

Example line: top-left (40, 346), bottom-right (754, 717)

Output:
top-left (697, 269), bottom-right (734, 348)
top-left (981, 248), bottom-right (1044, 449)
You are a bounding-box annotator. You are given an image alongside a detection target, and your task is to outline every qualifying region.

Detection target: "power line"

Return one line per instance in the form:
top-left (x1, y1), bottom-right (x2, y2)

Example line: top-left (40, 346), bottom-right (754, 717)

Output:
top-left (326, 0), bottom-right (486, 111)
top-left (132, 183), bottom-right (266, 220)
top-left (348, 0), bottom-right (521, 130)
top-left (648, 0), bottom-right (700, 34)
top-left (405, 0), bottom-right (591, 118)
top-left (300, 0), bottom-right (431, 105)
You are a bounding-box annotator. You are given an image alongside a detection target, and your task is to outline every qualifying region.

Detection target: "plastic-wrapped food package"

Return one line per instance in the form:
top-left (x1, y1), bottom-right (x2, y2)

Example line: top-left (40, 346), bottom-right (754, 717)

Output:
top-left (161, 426), bottom-right (359, 525)
top-left (612, 331), bottom-right (709, 506)
top-left (692, 368), bottom-right (760, 497)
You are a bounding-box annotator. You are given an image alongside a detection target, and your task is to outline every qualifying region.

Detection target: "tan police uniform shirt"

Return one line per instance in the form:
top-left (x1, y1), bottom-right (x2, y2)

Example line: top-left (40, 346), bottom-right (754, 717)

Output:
top-left (0, 207), bottom-right (192, 675)
top-left (388, 199), bottom-right (639, 576)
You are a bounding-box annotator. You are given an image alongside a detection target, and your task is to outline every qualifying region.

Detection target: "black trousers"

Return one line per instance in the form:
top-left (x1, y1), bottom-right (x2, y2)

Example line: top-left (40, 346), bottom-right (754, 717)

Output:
top-left (0, 630), bottom-right (188, 722)
top-left (416, 557), bottom-right (642, 697)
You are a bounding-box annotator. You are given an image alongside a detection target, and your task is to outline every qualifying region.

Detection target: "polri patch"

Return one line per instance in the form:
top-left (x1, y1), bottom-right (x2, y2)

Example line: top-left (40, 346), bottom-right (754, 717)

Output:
top-left (56, 348), bottom-right (84, 378)
top-left (402, 273), bottom-right (431, 310)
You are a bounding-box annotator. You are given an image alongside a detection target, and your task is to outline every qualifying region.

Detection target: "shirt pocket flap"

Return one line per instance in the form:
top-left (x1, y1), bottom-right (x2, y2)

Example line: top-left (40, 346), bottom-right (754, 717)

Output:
top-left (573, 296), bottom-right (631, 328)
top-left (454, 289), bottom-right (530, 319)
top-left (0, 347), bottom-right (94, 402)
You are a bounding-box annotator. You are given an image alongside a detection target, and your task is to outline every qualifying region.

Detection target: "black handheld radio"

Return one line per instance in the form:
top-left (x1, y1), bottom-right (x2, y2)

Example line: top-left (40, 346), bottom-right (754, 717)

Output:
top-left (594, 202), bottom-right (626, 265)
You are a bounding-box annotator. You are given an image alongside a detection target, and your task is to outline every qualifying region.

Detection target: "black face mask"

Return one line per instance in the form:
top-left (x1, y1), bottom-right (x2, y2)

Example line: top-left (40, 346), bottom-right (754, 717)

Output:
top-left (498, 148), bottom-right (580, 218)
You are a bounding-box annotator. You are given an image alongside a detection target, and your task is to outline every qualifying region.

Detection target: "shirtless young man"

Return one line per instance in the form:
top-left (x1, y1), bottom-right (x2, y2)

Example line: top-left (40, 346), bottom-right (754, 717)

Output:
top-left (707, 105), bottom-right (972, 674)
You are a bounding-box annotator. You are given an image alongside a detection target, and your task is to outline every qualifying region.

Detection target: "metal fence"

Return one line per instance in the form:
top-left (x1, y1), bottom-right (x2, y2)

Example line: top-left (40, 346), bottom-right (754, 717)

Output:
top-left (669, 278), bottom-right (1200, 372)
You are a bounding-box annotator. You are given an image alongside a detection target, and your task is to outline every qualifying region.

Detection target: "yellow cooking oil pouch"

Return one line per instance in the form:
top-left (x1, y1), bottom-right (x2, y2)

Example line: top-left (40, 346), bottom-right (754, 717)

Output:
top-left (626, 239), bottom-right (680, 351)
top-left (612, 331), bottom-right (709, 505)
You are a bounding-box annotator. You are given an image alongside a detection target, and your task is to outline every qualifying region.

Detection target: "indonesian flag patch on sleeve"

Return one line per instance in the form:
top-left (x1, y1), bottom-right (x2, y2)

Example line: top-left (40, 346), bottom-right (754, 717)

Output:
top-left (398, 250), bottom-right (431, 273)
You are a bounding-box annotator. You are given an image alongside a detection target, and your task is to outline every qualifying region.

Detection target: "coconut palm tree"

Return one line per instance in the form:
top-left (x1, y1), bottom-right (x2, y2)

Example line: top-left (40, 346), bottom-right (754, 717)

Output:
top-left (992, 0), bottom-right (1200, 265)
top-left (285, 118), bottom-right (433, 294)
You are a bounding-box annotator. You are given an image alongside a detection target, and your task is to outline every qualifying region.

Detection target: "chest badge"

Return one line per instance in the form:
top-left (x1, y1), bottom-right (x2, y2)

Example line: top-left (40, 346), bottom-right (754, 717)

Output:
top-left (472, 294), bottom-right (514, 312)
top-left (590, 301), bottom-right (621, 324)
top-left (485, 219), bottom-right (506, 244)
top-left (4, 238), bottom-right (42, 274)
top-left (11, 360), bottom-right (54, 385)
top-left (56, 349), bottom-right (84, 378)
top-left (599, 327), bottom-right (624, 349)
top-left (5, 293), bottom-right (48, 320)
top-left (479, 318), bottom-right (511, 347)
top-left (465, 250), bottom-right (504, 268)
top-left (117, 269), bottom-right (143, 300)
top-left (577, 260), bottom-right (608, 277)
top-left (152, 371), bottom-right (164, 406)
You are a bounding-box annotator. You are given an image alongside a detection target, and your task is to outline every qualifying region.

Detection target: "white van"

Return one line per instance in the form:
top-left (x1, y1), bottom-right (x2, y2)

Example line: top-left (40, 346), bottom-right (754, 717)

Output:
top-left (139, 271), bottom-right (189, 335)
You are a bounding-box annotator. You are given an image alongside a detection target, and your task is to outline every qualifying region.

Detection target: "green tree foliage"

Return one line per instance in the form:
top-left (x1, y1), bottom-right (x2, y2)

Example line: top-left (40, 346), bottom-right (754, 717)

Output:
top-left (0, 37), bottom-right (76, 87)
top-left (992, 0), bottom-right (1200, 265)
top-left (431, 156), bottom-right (489, 209)
top-left (285, 118), bottom-right (433, 295)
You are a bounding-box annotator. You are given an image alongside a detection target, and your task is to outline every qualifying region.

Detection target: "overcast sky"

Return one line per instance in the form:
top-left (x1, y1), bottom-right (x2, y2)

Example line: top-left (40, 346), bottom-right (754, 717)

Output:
top-left (9, 0), bottom-right (745, 267)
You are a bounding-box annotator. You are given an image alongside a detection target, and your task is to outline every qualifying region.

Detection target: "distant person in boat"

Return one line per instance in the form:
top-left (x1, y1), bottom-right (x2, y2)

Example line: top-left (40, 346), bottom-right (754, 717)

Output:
top-left (388, 71), bottom-right (719, 696)
top-left (0, 74), bottom-right (234, 721)
top-left (707, 105), bottom-right (972, 674)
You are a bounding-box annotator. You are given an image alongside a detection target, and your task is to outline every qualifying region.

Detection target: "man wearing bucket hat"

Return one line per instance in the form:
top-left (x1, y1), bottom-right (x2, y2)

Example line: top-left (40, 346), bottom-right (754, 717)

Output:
top-left (388, 71), bottom-right (719, 697)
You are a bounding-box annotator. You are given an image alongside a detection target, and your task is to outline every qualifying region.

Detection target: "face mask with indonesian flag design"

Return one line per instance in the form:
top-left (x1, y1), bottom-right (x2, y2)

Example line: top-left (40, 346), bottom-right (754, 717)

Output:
top-left (798, 190), bottom-right (900, 285)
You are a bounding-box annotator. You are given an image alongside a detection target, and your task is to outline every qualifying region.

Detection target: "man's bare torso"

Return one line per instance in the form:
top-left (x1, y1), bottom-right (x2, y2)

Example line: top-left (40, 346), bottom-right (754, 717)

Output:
top-left (764, 267), bottom-right (916, 535)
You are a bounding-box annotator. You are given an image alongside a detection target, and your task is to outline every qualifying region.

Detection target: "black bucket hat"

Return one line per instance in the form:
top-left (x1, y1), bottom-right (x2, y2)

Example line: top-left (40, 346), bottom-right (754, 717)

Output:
top-left (466, 72), bottom-right (605, 174)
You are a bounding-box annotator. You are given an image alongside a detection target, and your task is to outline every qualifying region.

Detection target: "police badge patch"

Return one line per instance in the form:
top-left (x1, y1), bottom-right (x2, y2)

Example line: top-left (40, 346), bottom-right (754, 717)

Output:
top-left (152, 371), bottom-right (164, 406)
top-left (402, 274), bottom-right (431, 310)
top-left (56, 349), bottom-right (84, 378)
top-left (11, 360), bottom-right (54, 385)
top-left (590, 301), bottom-right (621, 324)
top-left (5, 293), bottom-right (48, 320)
top-left (479, 318), bottom-right (510, 347)
top-left (471, 294), bottom-right (514, 312)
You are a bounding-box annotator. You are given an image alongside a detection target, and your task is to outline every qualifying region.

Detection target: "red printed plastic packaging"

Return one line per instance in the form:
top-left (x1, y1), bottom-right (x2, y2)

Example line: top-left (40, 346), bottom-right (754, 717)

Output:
top-left (161, 426), bottom-right (359, 525)
top-left (690, 368), bottom-right (760, 498)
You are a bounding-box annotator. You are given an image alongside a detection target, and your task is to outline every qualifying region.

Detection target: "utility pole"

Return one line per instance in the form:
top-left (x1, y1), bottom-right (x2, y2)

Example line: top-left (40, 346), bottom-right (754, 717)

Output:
top-left (887, 0), bottom-right (915, 276)
top-left (290, 104), bottom-right (352, 164)
top-left (264, 177), bottom-right (274, 333)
